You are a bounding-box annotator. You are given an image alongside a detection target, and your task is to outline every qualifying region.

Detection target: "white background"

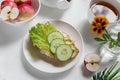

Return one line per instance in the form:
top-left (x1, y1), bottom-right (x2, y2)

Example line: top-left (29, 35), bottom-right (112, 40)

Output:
top-left (0, 0), bottom-right (112, 80)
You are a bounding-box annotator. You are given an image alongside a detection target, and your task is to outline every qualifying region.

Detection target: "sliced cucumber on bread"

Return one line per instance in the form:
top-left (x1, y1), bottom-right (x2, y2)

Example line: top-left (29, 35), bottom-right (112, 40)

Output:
top-left (47, 31), bottom-right (78, 61)
top-left (56, 44), bottom-right (73, 61)
top-left (30, 22), bottom-right (79, 64)
top-left (48, 31), bottom-right (64, 43)
top-left (50, 39), bottom-right (65, 54)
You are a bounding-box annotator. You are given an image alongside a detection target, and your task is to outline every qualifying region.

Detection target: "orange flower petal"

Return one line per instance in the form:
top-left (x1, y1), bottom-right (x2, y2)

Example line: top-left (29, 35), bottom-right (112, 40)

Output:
top-left (106, 20), bottom-right (109, 24)
top-left (101, 21), bottom-right (106, 26)
top-left (96, 32), bottom-right (103, 36)
top-left (102, 26), bottom-right (105, 30)
top-left (96, 29), bottom-right (103, 36)
top-left (94, 16), bottom-right (105, 23)
top-left (90, 29), bottom-right (95, 34)
top-left (94, 17), bottom-right (99, 23)
top-left (90, 21), bottom-right (97, 27)
top-left (90, 15), bottom-right (109, 36)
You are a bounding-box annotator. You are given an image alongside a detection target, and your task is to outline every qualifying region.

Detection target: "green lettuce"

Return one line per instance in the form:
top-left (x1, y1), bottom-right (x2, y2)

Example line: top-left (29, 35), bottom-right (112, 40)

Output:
top-left (29, 22), bottom-right (57, 52)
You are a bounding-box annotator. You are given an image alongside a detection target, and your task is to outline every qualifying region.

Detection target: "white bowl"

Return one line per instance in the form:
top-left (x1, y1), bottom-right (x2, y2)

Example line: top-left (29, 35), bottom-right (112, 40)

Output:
top-left (0, 0), bottom-right (41, 25)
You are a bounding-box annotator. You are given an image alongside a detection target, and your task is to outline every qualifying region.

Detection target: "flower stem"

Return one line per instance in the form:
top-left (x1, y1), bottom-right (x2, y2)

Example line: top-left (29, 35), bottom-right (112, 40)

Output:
top-left (105, 29), bottom-right (112, 40)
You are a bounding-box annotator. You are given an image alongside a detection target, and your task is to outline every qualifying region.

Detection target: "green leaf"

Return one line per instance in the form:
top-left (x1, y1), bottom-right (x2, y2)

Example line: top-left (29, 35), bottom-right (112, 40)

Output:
top-left (94, 37), bottom-right (107, 45)
top-left (105, 29), bottom-right (112, 40)
top-left (116, 41), bottom-right (120, 47)
top-left (92, 62), bottom-right (120, 80)
top-left (100, 41), bottom-right (107, 45)
top-left (93, 75), bottom-right (97, 80)
top-left (105, 63), bottom-right (118, 79)
top-left (103, 34), bottom-right (109, 40)
top-left (117, 32), bottom-right (120, 41)
top-left (108, 68), bottom-right (120, 80)
top-left (109, 40), bottom-right (115, 48)
top-left (97, 72), bottom-right (102, 80)
top-left (112, 75), bottom-right (120, 80)
top-left (29, 22), bottom-right (57, 53)
top-left (94, 37), bottom-right (105, 42)
top-left (102, 68), bottom-right (107, 80)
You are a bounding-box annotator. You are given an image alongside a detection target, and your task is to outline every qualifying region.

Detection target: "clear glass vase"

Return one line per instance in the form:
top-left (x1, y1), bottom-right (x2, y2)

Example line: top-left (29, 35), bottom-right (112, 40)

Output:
top-left (100, 23), bottom-right (120, 63)
top-left (100, 42), bottom-right (120, 63)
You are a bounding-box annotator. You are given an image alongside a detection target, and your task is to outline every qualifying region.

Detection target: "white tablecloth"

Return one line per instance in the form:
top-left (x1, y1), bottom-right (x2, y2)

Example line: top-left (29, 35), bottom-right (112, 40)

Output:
top-left (0, 0), bottom-right (107, 80)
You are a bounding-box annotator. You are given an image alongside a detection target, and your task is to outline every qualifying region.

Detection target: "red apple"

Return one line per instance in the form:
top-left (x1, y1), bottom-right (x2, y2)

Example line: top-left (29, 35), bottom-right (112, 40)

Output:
top-left (84, 53), bottom-right (100, 72)
top-left (14, 0), bottom-right (32, 5)
top-left (0, 1), bottom-right (19, 21)
top-left (1, 0), bottom-right (17, 9)
top-left (18, 4), bottom-right (34, 21)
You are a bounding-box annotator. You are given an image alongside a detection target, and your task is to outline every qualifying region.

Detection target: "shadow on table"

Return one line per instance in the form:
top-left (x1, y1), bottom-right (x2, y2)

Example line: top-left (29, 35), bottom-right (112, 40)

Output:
top-left (77, 19), bottom-right (99, 48)
top-left (77, 19), bottom-right (99, 78)
top-left (21, 48), bottom-right (73, 80)
top-left (80, 63), bottom-right (94, 78)
top-left (0, 22), bottom-right (29, 46)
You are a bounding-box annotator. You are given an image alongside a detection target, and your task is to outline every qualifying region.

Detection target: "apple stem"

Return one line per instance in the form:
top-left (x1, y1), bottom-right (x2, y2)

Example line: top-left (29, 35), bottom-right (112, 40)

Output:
top-left (86, 62), bottom-right (99, 64)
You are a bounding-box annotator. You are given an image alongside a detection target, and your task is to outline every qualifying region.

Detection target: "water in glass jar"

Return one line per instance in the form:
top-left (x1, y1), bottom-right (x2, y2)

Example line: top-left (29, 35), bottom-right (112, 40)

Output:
top-left (100, 42), bottom-right (120, 63)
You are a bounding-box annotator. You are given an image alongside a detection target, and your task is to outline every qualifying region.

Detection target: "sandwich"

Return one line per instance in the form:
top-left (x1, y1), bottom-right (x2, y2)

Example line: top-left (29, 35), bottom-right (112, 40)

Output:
top-left (29, 22), bottom-right (79, 66)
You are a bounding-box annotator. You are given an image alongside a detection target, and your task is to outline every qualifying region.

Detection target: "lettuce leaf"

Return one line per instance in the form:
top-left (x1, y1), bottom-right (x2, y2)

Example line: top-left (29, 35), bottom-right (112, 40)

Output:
top-left (29, 22), bottom-right (57, 52)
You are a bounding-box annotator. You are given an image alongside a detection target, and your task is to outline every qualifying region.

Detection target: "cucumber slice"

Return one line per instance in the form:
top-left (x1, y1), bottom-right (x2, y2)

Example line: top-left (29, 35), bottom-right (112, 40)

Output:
top-left (50, 39), bottom-right (65, 54)
top-left (48, 31), bottom-right (64, 43)
top-left (56, 44), bottom-right (73, 61)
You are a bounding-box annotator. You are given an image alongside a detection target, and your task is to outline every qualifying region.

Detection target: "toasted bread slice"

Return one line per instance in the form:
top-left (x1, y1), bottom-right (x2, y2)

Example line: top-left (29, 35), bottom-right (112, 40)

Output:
top-left (29, 32), bottom-right (79, 66)
top-left (31, 32), bottom-right (79, 66)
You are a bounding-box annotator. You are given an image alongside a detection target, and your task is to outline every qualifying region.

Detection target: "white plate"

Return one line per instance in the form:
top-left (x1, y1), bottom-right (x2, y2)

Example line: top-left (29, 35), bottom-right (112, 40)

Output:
top-left (23, 20), bottom-right (84, 73)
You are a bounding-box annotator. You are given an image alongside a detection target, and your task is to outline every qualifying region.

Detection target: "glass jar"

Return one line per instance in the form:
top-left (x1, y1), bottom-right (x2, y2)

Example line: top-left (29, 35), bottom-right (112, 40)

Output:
top-left (100, 23), bottom-right (120, 63)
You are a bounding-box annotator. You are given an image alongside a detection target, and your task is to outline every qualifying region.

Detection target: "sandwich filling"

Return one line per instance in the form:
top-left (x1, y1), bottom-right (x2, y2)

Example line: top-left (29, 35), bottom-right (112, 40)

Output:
top-left (29, 22), bottom-right (79, 61)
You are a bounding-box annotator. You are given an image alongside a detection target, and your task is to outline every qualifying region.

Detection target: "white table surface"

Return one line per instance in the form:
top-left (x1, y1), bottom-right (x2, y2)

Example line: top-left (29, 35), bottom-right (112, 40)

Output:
top-left (0, 0), bottom-right (111, 80)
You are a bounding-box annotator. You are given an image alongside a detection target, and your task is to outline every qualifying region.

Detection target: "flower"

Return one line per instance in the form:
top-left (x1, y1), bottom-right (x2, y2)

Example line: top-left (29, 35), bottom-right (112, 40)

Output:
top-left (90, 16), bottom-right (109, 36)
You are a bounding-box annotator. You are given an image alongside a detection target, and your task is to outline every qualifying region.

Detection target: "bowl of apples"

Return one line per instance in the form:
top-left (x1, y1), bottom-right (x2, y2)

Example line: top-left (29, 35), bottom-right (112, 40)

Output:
top-left (0, 0), bottom-right (41, 24)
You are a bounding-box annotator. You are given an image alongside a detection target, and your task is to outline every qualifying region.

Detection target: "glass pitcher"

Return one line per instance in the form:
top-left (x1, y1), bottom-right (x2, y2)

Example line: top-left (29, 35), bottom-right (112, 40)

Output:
top-left (100, 22), bottom-right (120, 63)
